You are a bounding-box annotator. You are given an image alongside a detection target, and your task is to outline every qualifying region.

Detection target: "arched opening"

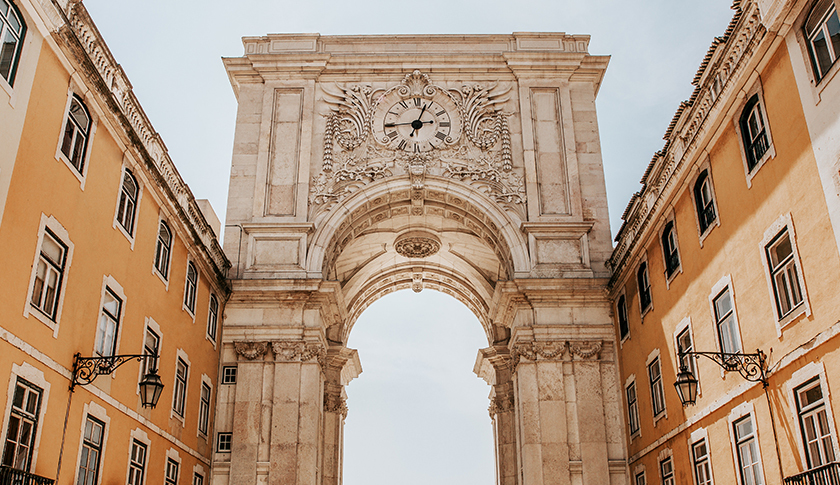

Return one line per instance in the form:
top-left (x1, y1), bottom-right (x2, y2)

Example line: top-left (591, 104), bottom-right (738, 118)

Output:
top-left (343, 290), bottom-right (494, 485)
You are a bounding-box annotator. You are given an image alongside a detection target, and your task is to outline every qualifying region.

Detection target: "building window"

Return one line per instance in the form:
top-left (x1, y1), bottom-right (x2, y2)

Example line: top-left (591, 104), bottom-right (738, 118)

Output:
top-left (1, 379), bottom-right (41, 471)
top-left (694, 170), bottom-right (716, 233)
top-left (660, 456), bottom-right (674, 485)
top-left (116, 170), bottom-right (139, 235)
top-left (94, 289), bottom-right (122, 357)
top-left (714, 288), bottom-right (741, 355)
top-left (77, 415), bottom-right (104, 485)
top-left (127, 439), bottom-right (147, 485)
top-left (734, 416), bottom-right (764, 485)
top-left (154, 222), bottom-right (172, 280)
top-left (805, 0), bottom-right (840, 80)
top-left (648, 357), bottom-right (665, 418)
top-left (143, 327), bottom-right (160, 375)
top-left (626, 381), bottom-right (640, 436)
top-left (184, 262), bottom-right (197, 313)
top-left (740, 95), bottom-right (769, 172)
top-left (617, 294), bottom-right (629, 340)
top-left (173, 358), bottom-right (188, 418)
top-left (635, 470), bottom-right (646, 485)
top-left (221, 366), bottom-right (237, 384)
top-left (207, 295), bottom-right (219, 343)
top-left (165, 458), bottom-right (179, 485)
top-left (216, 433), bottom-right (232, 453)
top-left (60, 96), bottom-right (91, 174)
top-left (638, 262), bottom-right (652, 312)
top-left (676, 327), bottom-right (697, 378)
top-left (693, 439), bottom-right (713, 485)
top-left (198, 382), bottom-right (211, 436)
top-left (0, 0), bottom-right (26, 86)
top-left (766, 230), bottom-right (804, 318)
top-left (30, 230), bottom-right (67, 320)
top-left (193, 473), bottom-right (204, 485)
top-left (796, 378), bottom-right (837, 468)
top-left (662, 222), bottom-right (680, 277)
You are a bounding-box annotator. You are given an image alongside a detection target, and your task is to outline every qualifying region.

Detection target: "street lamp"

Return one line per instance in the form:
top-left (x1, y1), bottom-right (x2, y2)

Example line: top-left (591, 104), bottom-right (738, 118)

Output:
top-left (673, 349), bottom-right (767, 407)
top-left (71, 352), bottom-right (164, 408)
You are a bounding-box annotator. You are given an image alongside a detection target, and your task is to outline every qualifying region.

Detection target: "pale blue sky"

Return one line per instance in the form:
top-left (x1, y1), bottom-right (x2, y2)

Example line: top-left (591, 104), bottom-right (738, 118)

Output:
top-left (81, 1), bottom-right (734, 483)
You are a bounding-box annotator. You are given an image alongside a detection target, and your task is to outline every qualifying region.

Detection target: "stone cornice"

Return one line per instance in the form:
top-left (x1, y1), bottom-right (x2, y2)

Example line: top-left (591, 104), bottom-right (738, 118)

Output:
top-left (607, 0), bottom-right (767, 290)
top-left (53, 2), bottom-right (231, 290)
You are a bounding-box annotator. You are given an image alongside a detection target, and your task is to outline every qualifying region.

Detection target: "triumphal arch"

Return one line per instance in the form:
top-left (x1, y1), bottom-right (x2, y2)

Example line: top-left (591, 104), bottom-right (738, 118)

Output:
top-left (215, 33), bottom-right (626, 485)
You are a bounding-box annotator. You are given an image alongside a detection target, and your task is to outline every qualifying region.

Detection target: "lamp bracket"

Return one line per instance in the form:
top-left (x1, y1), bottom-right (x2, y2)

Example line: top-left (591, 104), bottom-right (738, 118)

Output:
top-left (679, 349), bottom-right (767, 386)
top-left (71, 352), bottom-right (159, 391)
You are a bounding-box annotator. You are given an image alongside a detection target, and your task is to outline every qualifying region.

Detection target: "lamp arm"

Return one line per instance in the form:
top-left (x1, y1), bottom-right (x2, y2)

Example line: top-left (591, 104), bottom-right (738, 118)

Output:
top-left (71, 352), bottom-right (159, 390)
top-left (677, 349), bottom-right (767, 385)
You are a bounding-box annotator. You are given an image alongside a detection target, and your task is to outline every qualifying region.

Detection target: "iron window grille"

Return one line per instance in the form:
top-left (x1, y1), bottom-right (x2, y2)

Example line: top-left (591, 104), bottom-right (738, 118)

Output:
top-left (740, 96), bottom-right (769, 171)
top-left (694, 171), bottom-right (716, 233)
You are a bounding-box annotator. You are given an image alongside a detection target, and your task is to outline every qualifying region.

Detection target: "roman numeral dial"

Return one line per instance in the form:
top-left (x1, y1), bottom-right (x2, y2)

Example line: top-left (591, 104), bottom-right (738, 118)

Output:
top-left (375, 93), bottom-right (459, 153)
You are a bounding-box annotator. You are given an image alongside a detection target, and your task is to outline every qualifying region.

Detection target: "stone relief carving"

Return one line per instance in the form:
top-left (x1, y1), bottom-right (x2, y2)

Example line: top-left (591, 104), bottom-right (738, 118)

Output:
top-left (569, 340), bottom-right (603, 360)
top-left (394, 231), bottom-right (441, 259)
top-left (324, 391), bottom-right (348, 418)
top-left (488, 393), bottom-right (515, 417)
top-left (509, 340), bottom-right (604, 369)
top-left (312, 71), bottom-right (524, 217)
top-left (233, 341), bottom-right (269, 360)
top-left (271, 340), bottom-right (327, 366)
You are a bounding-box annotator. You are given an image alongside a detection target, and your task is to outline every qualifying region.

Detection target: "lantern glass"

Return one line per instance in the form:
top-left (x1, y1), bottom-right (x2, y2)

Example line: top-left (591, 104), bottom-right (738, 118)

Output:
top-left (674, 366), bottom-right (699, 406)
top-left (139, 371), bottom-right (164, 408)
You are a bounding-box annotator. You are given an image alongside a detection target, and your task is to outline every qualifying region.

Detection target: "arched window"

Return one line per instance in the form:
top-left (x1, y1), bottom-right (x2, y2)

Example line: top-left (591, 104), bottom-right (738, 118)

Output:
top-left (116, 170), bottom-right (139, 234)
top-left (0, 0), bottom-right (26, 86)
top-left (637, 262), bottom-right (651, 312)
top-left (617, 294), bottom-right (629, 340)
top-left (740, 95), bottom-right (769, 171)
top-left (661, 222), bottom-right (680, 277)
top-left (60, 96), bottom-right (92, 173)
top-left (184, 262), bottom-right (197, 313)
top-left (805, 0), bottom-right (840, 80)
top-left (694, 170), bottom-right (716, 233)
top-left (154, 222), bottom-right (172, 279)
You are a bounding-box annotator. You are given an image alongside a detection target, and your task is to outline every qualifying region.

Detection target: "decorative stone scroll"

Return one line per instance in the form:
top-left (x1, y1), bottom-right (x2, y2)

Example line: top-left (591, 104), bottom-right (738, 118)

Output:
top-left (311, 71), bottom-right (524, 217)
top-left (271, 340), bottom-right (327, 366)
top-left (233, 341), bottom-right (269, 360)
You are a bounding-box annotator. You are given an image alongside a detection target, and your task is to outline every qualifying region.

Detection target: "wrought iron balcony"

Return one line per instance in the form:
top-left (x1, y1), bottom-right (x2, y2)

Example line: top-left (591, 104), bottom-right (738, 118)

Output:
top-left (0, 466), bottom-right (55, 485)
top-left (784, 462), bottom-right (840, 485)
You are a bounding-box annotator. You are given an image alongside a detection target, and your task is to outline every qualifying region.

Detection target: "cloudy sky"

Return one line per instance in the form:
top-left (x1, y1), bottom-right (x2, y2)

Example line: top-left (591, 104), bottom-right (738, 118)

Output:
top-left (81, 1), bottom-right (733, 483)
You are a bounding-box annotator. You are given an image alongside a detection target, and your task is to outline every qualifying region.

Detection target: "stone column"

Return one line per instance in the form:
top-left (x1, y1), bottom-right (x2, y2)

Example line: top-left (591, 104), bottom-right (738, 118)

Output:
top-left (321, 346), bottom-right (362, 485)
top-left (475, 346), bottom-right (518, 485)
top-left (268, 339), bottom-right (327, 485)
top-left (230, 341), bottom-right (271, 485)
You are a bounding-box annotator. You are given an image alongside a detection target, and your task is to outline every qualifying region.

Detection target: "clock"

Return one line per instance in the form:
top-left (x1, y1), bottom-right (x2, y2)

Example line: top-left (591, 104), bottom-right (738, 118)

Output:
top-left (373, 92), bottom-right (460, 153)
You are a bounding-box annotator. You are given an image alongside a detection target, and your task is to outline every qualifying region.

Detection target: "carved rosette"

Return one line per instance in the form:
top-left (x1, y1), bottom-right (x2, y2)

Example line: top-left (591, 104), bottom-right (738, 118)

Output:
top-left (234, 341), bottom-right (269, 360)
top-left (394, 232), bottom-right (441, 259)
top-left (271, 341), bottom-right (327, 366)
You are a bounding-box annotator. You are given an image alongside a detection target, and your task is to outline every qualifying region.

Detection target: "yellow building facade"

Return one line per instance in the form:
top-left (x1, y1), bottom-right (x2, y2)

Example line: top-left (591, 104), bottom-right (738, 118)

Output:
top-left (608, 0), bottom-right (840, 484)
top-left (0, 1), bottom-right (229, 485)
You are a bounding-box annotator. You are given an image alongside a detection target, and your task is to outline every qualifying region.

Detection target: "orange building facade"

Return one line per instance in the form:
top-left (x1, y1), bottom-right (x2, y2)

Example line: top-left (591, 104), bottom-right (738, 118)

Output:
top-left (608, 0), bottom-right (840, 484)
top-left (0, 1), bottom-right (229, 485)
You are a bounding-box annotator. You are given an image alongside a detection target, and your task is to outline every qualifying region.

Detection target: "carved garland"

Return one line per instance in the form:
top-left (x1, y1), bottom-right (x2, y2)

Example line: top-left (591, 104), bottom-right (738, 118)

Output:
top-left (510, 340), bottom-right (604, 370)
top-left (312, 71), bottom-right (524, 217)
top-left (232, 341), bottom-right (326, 366)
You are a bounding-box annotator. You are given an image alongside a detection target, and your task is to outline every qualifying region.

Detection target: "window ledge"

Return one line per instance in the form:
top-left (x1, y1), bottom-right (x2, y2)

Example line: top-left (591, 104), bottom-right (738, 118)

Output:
top-left (779, 303), bottom-right (809, 333)
top-left (26, 305), bottom-right (59, 335)
top-left (814, 59), bottom-right (840, 102)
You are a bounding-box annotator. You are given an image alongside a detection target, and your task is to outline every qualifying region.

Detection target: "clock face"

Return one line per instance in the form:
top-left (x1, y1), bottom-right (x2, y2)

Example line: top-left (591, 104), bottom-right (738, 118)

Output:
top-left (374, 94), bottom-right (459, 153)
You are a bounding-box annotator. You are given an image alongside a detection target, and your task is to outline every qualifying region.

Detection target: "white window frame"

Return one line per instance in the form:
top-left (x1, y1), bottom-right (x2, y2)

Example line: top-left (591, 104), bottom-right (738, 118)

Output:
top-left (659, 213), bottom-right (682, 287)
top-left (164, 448), bottom-right (181, 485)
top-left (152, 218), bottom-right (173, 288)
top-left (625, 374), bottom-right (641, 440)
top-left (183, 259), bottom-right (198, 319)
top-left (708, 275), bottom-right (744, 368)
top-left (786, 362), bottom-right (840, 470)
top-left (637, 255), bottom-right (653, 319)
top-left (759, 214), bottom-right (811, 333)
top-left (125, 428), bottom-right (150, 485)
top-left (24, 214), bottom-right (74, 336)
top-left (72, 401), bottom-right (110, 485)
top-left (647, 350), bottom-right (667, 423)
top-left (216, 432), bottom-right (232, 453)
top-left (112, 160), bottom-right (143, 247)
top-left (0, 363), bottom-right (50, 472)
top-left (689, 160), bottom-right (720, 245)
top-left (192, 464), bottom-right (206, 485)
top-left (206, 294), bottom-right (219, 346)
top-left (658, 448), bottom-right (674, 485)
top-left (793, 0), bottom-right (840, 100)
top-left (727, 403), bottom-right (766, 485)
top-left (171, 350), bottom-right (190, 422)
top-left (674, 317), bottom-right (701, 396)
top-left (54, 89), bottom-right (97, 188)
top-left (93, 276), bottom-right (126, 359)
top-left (634, 465), bottom-right (647, 485)
top-left (733, 83), bottom-right (775, 188)
top-left (805, 0), bottom-right (840, 82)
top-left (689, 427), bottom-right (715, 485)
top-left (0, 0), bottom-right (26, 91)
top-left (198, 375), bottom-right (212, 438)
top-left (137, 317), bottom-right (162, 397)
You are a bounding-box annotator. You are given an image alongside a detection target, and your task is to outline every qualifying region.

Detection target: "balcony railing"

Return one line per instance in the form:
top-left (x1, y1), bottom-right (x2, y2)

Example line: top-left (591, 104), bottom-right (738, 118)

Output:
top-left (785, 462), bottom-right (840, 485)
top-left (0, 466), bottom-right (55, 485)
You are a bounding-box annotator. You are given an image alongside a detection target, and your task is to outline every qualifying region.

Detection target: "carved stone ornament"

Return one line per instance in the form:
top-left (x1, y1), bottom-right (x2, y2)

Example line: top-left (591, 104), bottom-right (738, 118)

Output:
top-left (510, 341), bottom-right (568, 370)
top-left (569, 340), bottom-right (603, 360)
top-left (411, 273), bottom-right (424, 293)
top-left (311, 71), bottom-right (524, 218)
top-left (234, 341), bottom-right (269, 360)
top-left (324, 392), bottom-right (348, 418)
top-left (488, 393), bottom-right (515, 417)
top-left (271, 340), bottom-right (327, 366)
top-left (394, 231), bottom-right (441, 259)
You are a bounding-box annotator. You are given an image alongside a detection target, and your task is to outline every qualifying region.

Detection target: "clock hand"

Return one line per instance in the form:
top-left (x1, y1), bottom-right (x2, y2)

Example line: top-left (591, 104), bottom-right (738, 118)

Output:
top-left (384, 121), bottom-right (417, 127)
